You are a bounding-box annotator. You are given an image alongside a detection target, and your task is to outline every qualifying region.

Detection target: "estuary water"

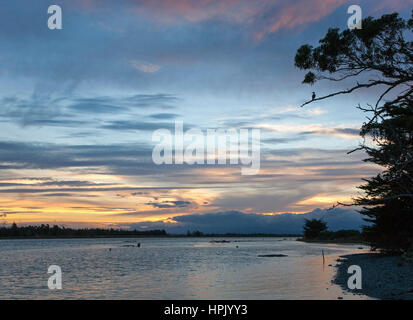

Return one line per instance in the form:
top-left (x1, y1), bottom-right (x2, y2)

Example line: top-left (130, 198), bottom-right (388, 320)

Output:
top-left (0, 237), bottom-right (371, 299)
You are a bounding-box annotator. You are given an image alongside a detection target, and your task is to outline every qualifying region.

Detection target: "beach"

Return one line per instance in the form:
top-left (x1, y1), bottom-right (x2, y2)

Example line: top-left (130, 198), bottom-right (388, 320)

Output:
top-left (334, 253), bottom-right (413, 300)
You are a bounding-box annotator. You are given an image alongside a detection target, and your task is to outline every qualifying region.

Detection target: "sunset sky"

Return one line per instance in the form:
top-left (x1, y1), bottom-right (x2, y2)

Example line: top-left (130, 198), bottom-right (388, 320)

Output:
top-left (0, 0), bottom-right (412, 229)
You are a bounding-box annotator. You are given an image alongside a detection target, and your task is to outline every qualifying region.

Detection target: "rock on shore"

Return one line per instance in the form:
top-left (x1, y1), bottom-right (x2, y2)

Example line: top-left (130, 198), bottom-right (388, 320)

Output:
top-left (333, 253), bottom-right (413, 300)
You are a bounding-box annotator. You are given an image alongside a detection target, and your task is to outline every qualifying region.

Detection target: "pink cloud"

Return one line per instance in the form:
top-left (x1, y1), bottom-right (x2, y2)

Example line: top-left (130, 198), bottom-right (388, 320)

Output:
top-left (372, 0), bottom-right (413, 12)
top-left (254, 0), bottom-right (349, 40)
top-left (70, 0), bottom-right (413, 39)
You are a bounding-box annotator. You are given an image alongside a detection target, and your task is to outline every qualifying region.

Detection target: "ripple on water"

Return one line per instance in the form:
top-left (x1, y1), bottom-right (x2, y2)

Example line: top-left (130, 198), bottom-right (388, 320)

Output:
top-left (0, 237), bottom-right (371, 299)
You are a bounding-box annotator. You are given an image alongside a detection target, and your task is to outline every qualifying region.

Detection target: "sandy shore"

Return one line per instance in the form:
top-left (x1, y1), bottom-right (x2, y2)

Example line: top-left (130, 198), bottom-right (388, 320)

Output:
top-left (333, 253), bottom-right (413, 300)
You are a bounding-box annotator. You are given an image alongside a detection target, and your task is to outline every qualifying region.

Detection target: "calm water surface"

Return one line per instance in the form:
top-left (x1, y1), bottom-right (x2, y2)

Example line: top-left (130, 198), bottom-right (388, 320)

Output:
top-left (0, 237), bottom-right (371, 299)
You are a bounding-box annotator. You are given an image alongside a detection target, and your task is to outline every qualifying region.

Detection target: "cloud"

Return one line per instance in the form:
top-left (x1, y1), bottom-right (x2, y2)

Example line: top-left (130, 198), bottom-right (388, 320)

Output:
top-left (262, 137), bottom-right (307, 145)
top-left (67, 103), bottom-right (127, 114)
top-left (254, 0), bottom-right (348, 39)
top-left (125, 94), bottom-right (180, 108)
top-left (257, 123), bottom-right (361, 139)
top-left (39, 180), bottom-right (112, 187)
top-left (130, 60), bottom-right (161, 73)
top-left (118, 0), bottom-right (345, 38)
top-left (300, 127), bottom-right (360, 139)
top-left (40, 193), bottom-right (96, 197)
top-left (146, 200), bottom-right (192, 208)
top-left (372, 0), bottom-right (413, 12)
top-left (0, 1), bottom-right (398, 226)
top-left (126, 208), bottom-right (368, 234)
top-left (149, 113), bottom-right (179, 120)
top-left (0, 186), bottom-right (195, 194)
top-left (0, 180), bottom-right (111, 188)
top-left (100, 120), bottom-right (176, 131)
top-left (0, 93), bottom-right (181, 128)
top-left (0, 141), bottom-right (153, 170)
top-left (66, 0), bottom-right (413, 40)
top-left (0, 95), bottom-right (85, 128)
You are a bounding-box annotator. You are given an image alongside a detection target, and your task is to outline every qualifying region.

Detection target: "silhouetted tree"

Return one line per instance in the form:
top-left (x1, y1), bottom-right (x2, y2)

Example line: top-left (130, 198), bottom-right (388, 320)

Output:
top-left (11, 222), bottom-right (18, 236)
top-left (295, 11), bottom-right (413, 253)
top-left (303, 219), bottom-right (327, 239)
top-left (186, 230), bottom-right (204, 237)
top-left (355, 99), bottom-right (413, 253)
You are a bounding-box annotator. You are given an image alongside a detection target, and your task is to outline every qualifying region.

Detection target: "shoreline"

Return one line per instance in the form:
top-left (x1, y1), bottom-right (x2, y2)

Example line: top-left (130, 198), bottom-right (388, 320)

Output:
top-left (297, 238), bottom-right (366, 245)
top-left (0, 235), bottom-right (299, 240)
top-left (333, 253), bottom-right (413, 300)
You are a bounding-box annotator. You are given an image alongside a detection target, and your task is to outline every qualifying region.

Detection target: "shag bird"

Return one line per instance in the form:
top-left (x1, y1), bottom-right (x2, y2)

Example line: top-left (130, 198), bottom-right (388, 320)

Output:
top-left (312, 92), bottom-right (316, 100)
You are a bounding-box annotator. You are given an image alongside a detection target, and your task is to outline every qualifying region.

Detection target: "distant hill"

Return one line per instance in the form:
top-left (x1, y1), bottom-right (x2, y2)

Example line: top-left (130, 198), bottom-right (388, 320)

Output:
top-left (130, 208), bottom-right (368, 234)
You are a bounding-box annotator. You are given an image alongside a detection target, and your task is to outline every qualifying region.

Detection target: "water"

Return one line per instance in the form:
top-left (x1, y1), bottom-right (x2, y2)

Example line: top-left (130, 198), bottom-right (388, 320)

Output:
top-left (0, 237), bottom-right (371, 299)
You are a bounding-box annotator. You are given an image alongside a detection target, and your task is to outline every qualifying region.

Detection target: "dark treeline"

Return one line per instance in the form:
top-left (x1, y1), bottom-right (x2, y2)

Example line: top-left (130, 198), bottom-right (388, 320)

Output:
top-left (184, 230), bottom-right (300, 237)
top-left (311, 230), bottom-right (363, 243)
top-left (0, 223), bottom-right (300, 239)
top-left (301, 219), bottom-right (363, 243)
top-left (0, 223), bottom-right (167, 238)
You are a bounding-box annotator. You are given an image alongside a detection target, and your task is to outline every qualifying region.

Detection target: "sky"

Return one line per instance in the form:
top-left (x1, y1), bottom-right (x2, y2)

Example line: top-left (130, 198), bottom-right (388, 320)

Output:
top-left (0, 0), bottom-right (412, 230)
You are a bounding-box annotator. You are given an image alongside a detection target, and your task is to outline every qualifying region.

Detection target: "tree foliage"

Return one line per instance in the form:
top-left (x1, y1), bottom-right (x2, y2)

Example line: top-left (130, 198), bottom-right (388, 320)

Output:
top-left (295, 11), bottom-right (413, 253)
top-left (355, 98), bottom-right (413, 253)
top-left (295, 12), bottom-right (413, 107)
top-left (303, 219), bottom-right (328, 239)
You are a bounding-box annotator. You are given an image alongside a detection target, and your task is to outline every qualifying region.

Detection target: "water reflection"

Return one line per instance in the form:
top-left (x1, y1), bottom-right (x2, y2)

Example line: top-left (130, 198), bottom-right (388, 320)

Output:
top-left (0, 237), bottom-right (371, 299)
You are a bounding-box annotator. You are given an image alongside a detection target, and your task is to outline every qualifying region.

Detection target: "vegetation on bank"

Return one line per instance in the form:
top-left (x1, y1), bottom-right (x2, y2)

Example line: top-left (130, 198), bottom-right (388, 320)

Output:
top-left (184, 230), bottom-right (300, 237)
top-left (299, 230), bottom-right (364, 243)
top-left (299, 219), bottom-right (364, 243)
top-left (0, 223), bottom-right (300, 239)
top-left (0, 223), bottom-right (167, 238)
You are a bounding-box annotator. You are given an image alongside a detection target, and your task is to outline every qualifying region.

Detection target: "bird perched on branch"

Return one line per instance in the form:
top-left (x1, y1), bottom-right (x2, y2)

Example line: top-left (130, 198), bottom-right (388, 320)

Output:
top-left (312, 92), bottom-right (316, 100)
